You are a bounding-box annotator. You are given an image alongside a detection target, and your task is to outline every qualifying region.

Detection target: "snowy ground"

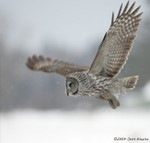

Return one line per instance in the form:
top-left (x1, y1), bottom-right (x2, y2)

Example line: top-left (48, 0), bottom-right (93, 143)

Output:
top-left (1, 109), bottom-right (150, 143)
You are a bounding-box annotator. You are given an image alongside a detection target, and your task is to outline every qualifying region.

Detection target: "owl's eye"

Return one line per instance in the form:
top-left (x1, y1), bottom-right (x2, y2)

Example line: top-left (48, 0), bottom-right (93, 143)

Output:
top-left (66, 77), bottom-right (79, 95)
top-left (69, 82), bottom-right (75, 88)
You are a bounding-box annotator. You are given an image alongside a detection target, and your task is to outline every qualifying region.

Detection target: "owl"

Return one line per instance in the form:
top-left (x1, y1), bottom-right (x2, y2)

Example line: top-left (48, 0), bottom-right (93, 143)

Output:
top-left (26, 1), bottom-right (143, 109)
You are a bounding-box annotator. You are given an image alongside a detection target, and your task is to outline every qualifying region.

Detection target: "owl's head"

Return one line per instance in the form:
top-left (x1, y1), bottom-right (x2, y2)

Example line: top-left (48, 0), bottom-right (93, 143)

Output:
top-left (66, 76), bottom-right (79, 96)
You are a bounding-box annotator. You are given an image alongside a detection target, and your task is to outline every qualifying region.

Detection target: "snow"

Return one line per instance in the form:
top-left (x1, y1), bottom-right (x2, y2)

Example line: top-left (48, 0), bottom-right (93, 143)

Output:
top-left (1, 110), bottom-right (150, 143)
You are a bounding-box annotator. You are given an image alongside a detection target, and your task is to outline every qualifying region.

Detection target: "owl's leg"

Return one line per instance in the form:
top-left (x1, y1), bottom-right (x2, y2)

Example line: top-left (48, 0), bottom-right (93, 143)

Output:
top-left (97, 93), bottom-right (120, 109)
top-left (108, 96), bottom-right (120, 109)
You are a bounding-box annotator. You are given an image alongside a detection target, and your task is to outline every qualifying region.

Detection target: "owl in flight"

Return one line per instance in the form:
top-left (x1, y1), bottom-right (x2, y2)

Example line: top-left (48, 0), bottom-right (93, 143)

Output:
top-left (26, 1), bottom-right (142, 109)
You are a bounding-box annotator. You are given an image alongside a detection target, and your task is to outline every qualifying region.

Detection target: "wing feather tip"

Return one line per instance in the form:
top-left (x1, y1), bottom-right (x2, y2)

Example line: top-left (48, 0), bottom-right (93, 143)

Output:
top-left (111, 12), bottom-right (115, 27)
top-left (117, 3), bottom-right (123, 18)
top-left (122, 1), bottom-right (129, 14)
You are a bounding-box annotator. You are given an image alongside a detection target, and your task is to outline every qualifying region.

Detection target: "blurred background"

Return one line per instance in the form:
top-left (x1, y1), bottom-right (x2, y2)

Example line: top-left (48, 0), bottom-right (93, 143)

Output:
top-left (0, 0), bottom-right (150, 143)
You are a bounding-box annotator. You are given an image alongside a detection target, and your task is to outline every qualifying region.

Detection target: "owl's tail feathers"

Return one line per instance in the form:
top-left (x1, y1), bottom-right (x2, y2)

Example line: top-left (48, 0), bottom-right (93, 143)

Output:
top-left (122, 75), bottom-right (139, 90)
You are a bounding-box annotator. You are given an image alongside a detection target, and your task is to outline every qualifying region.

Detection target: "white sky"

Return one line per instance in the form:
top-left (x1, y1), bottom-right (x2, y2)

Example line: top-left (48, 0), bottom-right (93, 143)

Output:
top-left (0, 0), bottom-right (148, 54)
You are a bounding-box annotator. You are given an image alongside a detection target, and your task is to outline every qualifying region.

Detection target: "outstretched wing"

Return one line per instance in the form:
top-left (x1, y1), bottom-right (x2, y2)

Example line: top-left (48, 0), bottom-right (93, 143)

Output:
top-left (26, 55), bottom-right (88, 76)
top-left (89, 1), bottom-right (143, 77)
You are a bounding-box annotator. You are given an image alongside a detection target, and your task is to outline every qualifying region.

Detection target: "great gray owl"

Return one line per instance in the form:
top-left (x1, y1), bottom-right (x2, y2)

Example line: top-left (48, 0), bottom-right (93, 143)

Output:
top-left (26, 1), bottom-right (143, 109)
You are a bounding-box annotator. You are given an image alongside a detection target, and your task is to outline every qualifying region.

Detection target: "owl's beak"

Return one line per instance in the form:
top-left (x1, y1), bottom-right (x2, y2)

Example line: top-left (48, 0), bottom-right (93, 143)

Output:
top-left (65, 90), bottom-right (69, 96)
